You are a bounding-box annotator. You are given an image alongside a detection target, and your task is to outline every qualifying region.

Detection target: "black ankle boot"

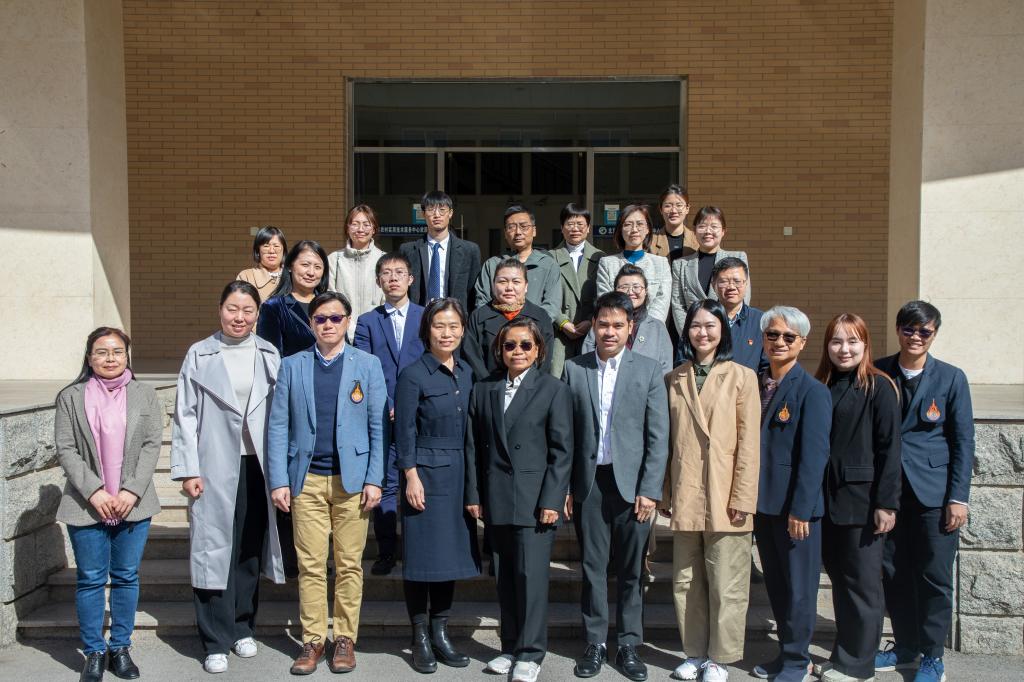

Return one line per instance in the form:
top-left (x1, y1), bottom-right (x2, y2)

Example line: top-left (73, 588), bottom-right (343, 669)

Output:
top-left (80, 651), bottom-right (106, 682)
top-left (429, 617), bottom-right (469, 667)
top-left (410, 621), bottom-right (437, 674)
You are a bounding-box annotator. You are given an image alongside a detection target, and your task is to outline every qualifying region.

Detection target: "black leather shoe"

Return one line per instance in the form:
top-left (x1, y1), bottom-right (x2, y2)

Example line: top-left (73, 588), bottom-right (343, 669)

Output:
top-left (107, 647), bottom-right (140, 679)
top-left (615, 645), bottom-right (648, 681)
top-left (80, 651), bottom-right (106, 682)
top-left (429, 617), bottom-right (469, 667)
top-left (371, 554), bottom-right (396, 576)
top-left (574, 643), bottom-right (606, 678)
top-left (410, 622), bottom-right (437, 673)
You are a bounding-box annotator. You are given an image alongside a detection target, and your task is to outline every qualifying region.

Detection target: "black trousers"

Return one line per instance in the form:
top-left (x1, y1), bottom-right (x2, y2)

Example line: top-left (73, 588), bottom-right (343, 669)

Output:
top-left (403, 580), bottom-right (454, 624)
top-left (491, 523), bottom-right (556, 663)
top-left (372, 444), bottom-right (399, 557)
top-left (753, 512), bottom-right (821, 681)
top-left (193, 455), bottom-right (268, 655)
top-left (822, 518), bottom-right (885, 679)
top-left (574, 466), bottom-right (650, 647)
top-left (882, 483), bottom-right (959, 658)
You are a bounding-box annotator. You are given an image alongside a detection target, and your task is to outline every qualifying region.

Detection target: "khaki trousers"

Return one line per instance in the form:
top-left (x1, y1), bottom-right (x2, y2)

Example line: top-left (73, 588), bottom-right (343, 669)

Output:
top-left (292, 473), bottom-right (369, 643)
top-left (671, 530), bottom-right (752, 663)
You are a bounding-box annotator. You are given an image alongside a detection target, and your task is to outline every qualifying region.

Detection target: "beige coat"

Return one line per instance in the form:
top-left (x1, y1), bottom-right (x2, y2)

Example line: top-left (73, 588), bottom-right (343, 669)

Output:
top-left (663, 360), bottom-right (760, 532)
top-left (650, 228), bottom-right (699, 258)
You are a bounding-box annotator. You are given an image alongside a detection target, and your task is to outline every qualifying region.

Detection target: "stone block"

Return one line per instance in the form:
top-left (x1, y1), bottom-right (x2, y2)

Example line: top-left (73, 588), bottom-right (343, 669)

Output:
top-left (958, 551), bottom-right (1024, 616)
top-left (0, 523), bottom-right (67, 602)
top-left (959, 615), bottom-right (1024, 655)
top-left (0, 584), bottom-right (47, 647)
top-left (1, 466), bottom-right (64, 541)
top-left (960, 486), bottom-right (1023, 550)
top-left (0, 408), bottom-right (57, 478)
top-left (973, 423), bottom-right (1024, 486)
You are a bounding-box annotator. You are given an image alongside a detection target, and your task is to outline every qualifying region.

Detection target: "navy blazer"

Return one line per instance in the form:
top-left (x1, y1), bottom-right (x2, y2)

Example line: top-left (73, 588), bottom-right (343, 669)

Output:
top-left (257, 295), bottom-right (316, 358)
top-left (757, 363), bottom-right (832, 520)
top-left (400, 233), bottom-right (482, 313)
top-left (353, 302), bottom-right (426, 408)
top-left (729, 304), bottom-right (768, 373)
top-left (875, 353), bottom-right (974, 507)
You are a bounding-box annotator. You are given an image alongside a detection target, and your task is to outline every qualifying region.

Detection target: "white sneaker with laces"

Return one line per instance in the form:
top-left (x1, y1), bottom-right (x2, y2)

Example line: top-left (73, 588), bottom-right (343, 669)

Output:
top-left (672, 656), bottom-right (708, 680)
top-left (203, 653), bottom-right (228, 674)
top-left (703, 660), bottom-right (729, 682)
top-left (485, 653), bottom-right (515, 674)
top-left (231, 637), bottom-right (258, 658)
top-left (511, 660), bottom-right (541, 682)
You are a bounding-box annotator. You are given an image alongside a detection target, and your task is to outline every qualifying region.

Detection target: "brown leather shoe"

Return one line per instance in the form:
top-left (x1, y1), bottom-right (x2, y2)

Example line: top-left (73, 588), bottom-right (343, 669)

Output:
top-left (290, 639), bottom-right (326, 675)
top-left (327, 635), bottom-right (356, 673)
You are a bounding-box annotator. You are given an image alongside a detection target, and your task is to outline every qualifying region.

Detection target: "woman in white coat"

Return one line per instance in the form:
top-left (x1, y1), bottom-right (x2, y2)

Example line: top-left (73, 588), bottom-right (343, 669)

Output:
top-left (327, 204), bottom-right (386, 326)
top-left (171, 280), bottom-right (285, 674)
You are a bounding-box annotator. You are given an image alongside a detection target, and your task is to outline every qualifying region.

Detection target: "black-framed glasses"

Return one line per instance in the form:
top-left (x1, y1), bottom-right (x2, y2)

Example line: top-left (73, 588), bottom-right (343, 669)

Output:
top-left (764, 330), bottom-right (800, 344)
top-left (900, 326), bottom-right (935, 340)
top-left (312, 314), bottom-right (348, 325)
top-left (502, 340), bottom-right (535, 352)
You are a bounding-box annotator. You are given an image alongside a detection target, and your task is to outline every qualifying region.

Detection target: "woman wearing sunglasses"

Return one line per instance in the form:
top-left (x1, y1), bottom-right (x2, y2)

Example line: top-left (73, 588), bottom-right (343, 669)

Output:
top-left (465, 318), bottom-right (573, 682)
top-left (393, 297), bottom-right (480, 674)
top-left (171, 281), bottom-right (286, 674)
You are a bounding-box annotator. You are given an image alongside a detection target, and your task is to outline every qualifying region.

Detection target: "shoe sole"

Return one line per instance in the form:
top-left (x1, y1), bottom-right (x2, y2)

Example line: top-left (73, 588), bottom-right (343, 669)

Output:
top-left (327, 664), bottom-right (356, 673)
top-left (874, 662), bottom-right (917, 673)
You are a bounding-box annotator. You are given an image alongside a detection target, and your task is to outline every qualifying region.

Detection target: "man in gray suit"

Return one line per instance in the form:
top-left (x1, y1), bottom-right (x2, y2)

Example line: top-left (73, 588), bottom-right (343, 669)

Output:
top-left (562, 292), bottom-right (670, 682)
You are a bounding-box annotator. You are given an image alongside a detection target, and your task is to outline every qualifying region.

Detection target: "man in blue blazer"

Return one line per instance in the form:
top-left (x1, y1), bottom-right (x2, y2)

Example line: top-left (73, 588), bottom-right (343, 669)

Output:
top-left (711, 257), bottom-right (767, 373)
top-left (267, 292), bottom-right (388, 675)
top-left (353, 252), bottom-right (425, 576)
top-left (753, 306), bottom-right (831, 682)
top-left (874, 301), bottom-right (974, 682)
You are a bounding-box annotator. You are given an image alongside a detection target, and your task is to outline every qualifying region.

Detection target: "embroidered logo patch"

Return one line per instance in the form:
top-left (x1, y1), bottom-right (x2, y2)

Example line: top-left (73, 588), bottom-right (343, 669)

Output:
top-left (926, 399), bottom-right (941, 421)
top-left (777, 403), bottom-right (791, 423)
top-left (350, 381), bottom-right (364, 404)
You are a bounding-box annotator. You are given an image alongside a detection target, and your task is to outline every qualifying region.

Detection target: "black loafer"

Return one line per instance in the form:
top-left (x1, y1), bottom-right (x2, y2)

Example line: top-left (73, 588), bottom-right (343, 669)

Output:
top-left (107, 647), bottom-right (140, 680)
top-left (574, 643), bottom-right (606, 678)
top-left (371, 554), bottom-right (396, 576)
top-left (615, 645), bottom-right (647, 681)
top-left (80, 651), bottom-right (106, 682)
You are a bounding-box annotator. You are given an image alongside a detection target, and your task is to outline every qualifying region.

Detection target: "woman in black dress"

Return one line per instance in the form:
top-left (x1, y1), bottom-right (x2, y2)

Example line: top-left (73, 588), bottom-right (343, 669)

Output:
top-left (393, 297), bottom-right (481, 674)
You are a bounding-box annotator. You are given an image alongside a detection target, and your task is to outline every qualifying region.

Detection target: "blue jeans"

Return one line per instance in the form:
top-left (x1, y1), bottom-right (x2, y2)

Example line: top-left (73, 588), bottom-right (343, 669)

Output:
top-left (67, 519), bottom-right (151, 653)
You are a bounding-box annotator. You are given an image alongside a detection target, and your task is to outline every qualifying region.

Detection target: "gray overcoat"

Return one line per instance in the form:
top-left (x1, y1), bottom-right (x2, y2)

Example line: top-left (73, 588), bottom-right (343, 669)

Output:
top-left (170, 333), bottom-right (285, 590)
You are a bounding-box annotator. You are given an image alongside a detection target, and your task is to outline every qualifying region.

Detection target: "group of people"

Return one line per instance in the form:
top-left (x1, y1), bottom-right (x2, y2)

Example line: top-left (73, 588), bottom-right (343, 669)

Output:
top-left (53, 186), bottom-right (974, 682)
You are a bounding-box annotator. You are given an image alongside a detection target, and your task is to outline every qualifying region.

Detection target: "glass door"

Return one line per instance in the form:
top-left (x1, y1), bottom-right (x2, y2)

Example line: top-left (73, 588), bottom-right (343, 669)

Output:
top-left (590, 151), bottom-right (680, 250)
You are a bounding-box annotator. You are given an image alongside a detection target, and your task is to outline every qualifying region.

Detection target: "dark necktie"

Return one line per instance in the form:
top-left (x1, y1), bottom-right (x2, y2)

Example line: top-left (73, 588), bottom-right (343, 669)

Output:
top-left (427, 242), bottom-right (442, 301)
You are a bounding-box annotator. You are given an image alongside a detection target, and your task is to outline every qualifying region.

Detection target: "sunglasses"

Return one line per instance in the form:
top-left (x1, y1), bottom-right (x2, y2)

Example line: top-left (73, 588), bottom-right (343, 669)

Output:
top-left (502, 340), bottom-right (535, 352)
top-left (312, 314), bottom-right (347, 325)
top-left (764, 330), bottom-right (800, 344)
top-left (899, 326), bottom-right (935, 340)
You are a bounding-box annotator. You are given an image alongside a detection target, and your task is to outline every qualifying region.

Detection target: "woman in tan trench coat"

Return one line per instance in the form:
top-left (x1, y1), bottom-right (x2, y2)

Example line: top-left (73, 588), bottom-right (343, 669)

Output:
top-left (661, 299), bottom-right (760, 682)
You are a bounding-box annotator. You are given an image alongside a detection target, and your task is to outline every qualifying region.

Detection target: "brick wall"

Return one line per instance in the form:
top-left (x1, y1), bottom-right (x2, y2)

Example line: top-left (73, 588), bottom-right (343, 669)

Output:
top-left (122, 0), bottom-right (893, 365)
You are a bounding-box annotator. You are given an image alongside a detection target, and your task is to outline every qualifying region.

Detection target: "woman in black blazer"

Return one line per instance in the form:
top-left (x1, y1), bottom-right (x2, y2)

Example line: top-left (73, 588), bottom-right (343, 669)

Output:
top-left (256, 240), bottom-right (330, 357)
top-left (814, 313), bottom-right (901, 682)
top-left (465, 318), bottom-right (573, 682)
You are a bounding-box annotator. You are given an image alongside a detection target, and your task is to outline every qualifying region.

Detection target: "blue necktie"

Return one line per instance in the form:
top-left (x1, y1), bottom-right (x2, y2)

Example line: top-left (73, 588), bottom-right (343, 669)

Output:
top-left (427, 242), bottom-right (442, 300)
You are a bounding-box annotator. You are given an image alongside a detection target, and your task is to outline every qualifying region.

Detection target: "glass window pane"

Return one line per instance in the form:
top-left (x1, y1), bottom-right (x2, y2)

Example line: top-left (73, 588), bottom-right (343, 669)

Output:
top-left (481, 153), bottom-right (523, 195)
top-left (592, 152), bottom-right (679, 244)
top-left (353, 152), bottom-right (437, 253)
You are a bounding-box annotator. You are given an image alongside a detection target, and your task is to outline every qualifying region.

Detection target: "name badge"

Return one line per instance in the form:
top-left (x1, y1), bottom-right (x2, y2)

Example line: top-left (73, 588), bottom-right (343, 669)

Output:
top-left (926, 399), bottom-right (941, 421)
top-left (350, 381), bottom-right (364, 404)
top-left (777, 402), bottom-right (791, 423)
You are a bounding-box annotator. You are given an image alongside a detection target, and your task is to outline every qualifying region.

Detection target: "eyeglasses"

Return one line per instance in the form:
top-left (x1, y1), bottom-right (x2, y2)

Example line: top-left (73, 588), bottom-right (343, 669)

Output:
top-left (622, 221), bottom-right (648, 231)
top-left (378, 269), bottom-right (409, 279)
top-left (899, 326), bottom-right (935, 340)
top-left (259, 243), bottom-right (283, 252)
top-left (505, 222), bottom-right (533, 233)
top-left (502, 340), bottom-right (535, 352)
top-left (716, 278), bottom-right (747, 288)
top-left (92, 349), bottom-right (127, 359)
top-left (424, 206), bottom-right (451, 216)
top-left (695, 223), bottom-right (723, 233)
top-left (616, 284), bottom-right (646, 293)
top-left (312, 314), bottom-right (348, 325)
top-left (661, 202), bottom-right (687, 211)
top-left (764, 330), bottom-right (801, 344)
top-left (348, 221), bottom-right (374, 230)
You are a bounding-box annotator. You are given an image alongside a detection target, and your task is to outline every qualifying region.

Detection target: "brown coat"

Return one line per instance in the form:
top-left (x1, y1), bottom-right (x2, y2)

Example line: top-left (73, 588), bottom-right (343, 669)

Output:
top-left (663, 360), bottom-right (760, 532)
top-left (650, 228), bottom-right (698, 258)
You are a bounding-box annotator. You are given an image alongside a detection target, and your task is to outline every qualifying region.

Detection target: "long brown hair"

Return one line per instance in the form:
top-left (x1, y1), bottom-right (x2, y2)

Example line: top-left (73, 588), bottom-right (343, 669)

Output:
top-left (814, 313), bottom-right (894, 395)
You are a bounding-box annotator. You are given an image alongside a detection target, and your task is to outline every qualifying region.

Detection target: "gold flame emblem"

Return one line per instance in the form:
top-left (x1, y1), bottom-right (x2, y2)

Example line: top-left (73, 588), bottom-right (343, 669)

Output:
top-left (350, 381), bottom-right (364, 404)
top-left (926, 399), bottom-right (940, 421)
top-left (778, 403), bottom-right (791, 423)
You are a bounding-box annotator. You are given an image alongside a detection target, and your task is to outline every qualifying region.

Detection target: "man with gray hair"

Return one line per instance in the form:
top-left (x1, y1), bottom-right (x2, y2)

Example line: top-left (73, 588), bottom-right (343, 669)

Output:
top-left (751, 306), bottom-right (832, 682)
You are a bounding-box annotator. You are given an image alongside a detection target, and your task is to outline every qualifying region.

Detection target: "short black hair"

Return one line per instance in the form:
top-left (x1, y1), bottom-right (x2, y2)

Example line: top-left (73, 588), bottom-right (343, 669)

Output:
top-left (251, 225), bottom-right (287, 264)
top-left (895, 300), bottom-right (942, 330)
top-left (592, 291), bottom-right (635, 323)
top-left (712, 256), bottom-right (749, 280)
top-left (614, 263), bottom-right (648, 288)
top-left (492, 318), bottom-right (547, 370)
top-left (493, 257), bottom-right (528, 283)
top-left (560, 203), bottom-right (591, 226)
top-left (309, 291), bottom-right (352, 318)
top-left (375, 252), bottom-right (412, 278)
top-left (678, 299), bottom-right (734, 363)
top-left (504, 204), bottom-right (536, 225)
top-left (418, 297), bottom-right (467, 347)
top-left (421, 190), bottom-right (453, 210)
top-left (221, 280), bottom-right (261, 308)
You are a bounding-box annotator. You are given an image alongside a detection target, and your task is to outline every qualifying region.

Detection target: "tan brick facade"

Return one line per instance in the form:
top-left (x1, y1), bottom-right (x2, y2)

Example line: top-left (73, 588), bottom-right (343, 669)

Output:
top-left (123, 0), bottom-right (893, 366)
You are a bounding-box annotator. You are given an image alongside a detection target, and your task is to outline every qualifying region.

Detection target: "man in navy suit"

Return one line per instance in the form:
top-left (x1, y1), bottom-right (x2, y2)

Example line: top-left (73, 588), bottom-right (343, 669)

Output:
top-left (752, 306), bottom-right (831, 682)
top-left (874, 301), bottom-right (974, 682)
top-left (711, 257), bottom-right (766, 373)
top-left (354, 252), bottom-right (425, 576)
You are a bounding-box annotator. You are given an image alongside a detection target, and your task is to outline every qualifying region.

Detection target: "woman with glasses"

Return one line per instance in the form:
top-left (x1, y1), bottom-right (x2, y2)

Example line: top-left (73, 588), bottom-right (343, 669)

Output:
top-left (171, 281), bottom-right (286, 674)
top-left (393, 297), bottom-right (480, 674)
top-left (55, 327), bottom-right (163, 682)
top-left (651, 184), bottom-right (698, 259)
top-left (328, 204), bottom-right (386, 326)
top-left (661, 300), bottom-right (760, 682)
top-left (238, 225), bottom-right (288, 303)
top-left (257, 240), bottom-right (330, 358)
top-left (670, 206), bottom-right (750, 339)
top-left (813, 313), bottom-right (901, 682)
top-left (595, 203), bottom-right (673, 323)
top-left (465, 318), bottom-right (573, 682)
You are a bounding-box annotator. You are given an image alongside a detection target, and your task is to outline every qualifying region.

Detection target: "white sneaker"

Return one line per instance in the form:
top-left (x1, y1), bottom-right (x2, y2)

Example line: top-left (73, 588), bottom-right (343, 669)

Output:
top-left (485, 653), bottom-right (515, 674)
top-left (512, 660), bottom-right (541, 682)
top-left (703, 660), bottom-right (729, 682)
top-left (203, 654), bottom-right (228, 674)
top-left (672, 656), bottom-right (708, 680)
top-left (231, 637), bottom-right (258, 658)
top-left (821, 668), bottom-right (874, 682)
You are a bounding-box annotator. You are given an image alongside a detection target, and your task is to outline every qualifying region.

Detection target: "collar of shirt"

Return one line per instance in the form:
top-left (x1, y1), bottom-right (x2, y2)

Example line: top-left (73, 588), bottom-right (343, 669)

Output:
top-left (729, 303), bottom-right (748, 327)
top-left (693, 361), bottom-right (713, 378)
top-left (565, 242), bottom-right (586, 257)
top-left (384, 300), bottom-right (409, 317)
top-left (506, 367), bottom-right (530, 390)
top-left (315, 344), bottom-right (345, 367)
top-left (597, 346), bottom-right (627, 372)
top-left (427, 235), bottom-right (450, 250)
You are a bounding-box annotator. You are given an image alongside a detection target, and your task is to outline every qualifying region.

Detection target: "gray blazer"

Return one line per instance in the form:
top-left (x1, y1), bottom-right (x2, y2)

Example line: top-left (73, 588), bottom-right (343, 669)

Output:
top-left (562, 349), bottom-right (670, 504)
top-left (595, 252), bottom-right (672, 323)
top-left (670, 249), bottom-right (750, 335)
top-left (582, 313), bottom-right (673, 377)
top-left (54, 380), bottom-right (163, 526)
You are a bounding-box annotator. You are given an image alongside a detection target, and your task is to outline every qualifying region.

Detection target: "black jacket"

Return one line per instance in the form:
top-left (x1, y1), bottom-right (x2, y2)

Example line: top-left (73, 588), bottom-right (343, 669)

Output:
top-left (400, 233), bottom-right (482, 314)
top-left (462, 301), bottom-right (554, 381)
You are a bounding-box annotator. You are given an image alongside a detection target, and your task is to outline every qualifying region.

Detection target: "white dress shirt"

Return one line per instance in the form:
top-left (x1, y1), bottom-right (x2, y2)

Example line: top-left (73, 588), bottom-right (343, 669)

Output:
top-left (384, 300), bottom-right (409, 351)
top-left (595, 347), bottom-right (626, 465)
top-left (566, 241), bottom-right (586, 272)
top-left (427, 234), bottom-right (450, 298)
top-left (504, 367), bottom-right (530, 412)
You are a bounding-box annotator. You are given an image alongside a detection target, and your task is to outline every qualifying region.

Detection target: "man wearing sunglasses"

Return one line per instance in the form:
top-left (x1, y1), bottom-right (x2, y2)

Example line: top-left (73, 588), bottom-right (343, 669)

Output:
top-left (267, 291), bottom-right (388, 675)
top-left (873, 301), bottom-right (974, 682)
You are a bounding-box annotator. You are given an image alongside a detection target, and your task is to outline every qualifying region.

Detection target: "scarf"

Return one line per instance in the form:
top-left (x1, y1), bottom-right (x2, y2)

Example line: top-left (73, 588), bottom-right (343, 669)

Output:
top-left (622, 249), bottom-right (646, 264)
top-left (492, 301), bottom-right (524, 321)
